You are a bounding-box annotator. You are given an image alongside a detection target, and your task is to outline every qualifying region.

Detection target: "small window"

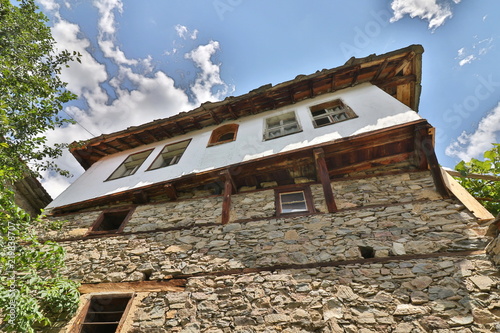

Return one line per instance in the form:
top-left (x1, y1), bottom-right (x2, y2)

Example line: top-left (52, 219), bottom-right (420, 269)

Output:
top-left (207, 124), bottom-right (239, 147)
top-left (148, 139), bottom-right (191, 170)
top-left (310, 99), bottom-right (357, 128)
top-left (264, 111), bottom-right (301, 140)
top-left (88, 208), bottom-right (134, 235)
top-left (77, 294), bottom-right (133, 333)
top-left (275, 186), bottom-right (314, 217)
top-left (107, 149), bottom-right (153, 181)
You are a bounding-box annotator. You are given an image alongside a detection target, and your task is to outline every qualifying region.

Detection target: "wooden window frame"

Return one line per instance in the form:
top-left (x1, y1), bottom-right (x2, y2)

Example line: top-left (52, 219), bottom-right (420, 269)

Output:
top-left (309, 99), bottom-right (357, 128)
top-left (106, 149), bottom-right (154, 181)
top-left (86, 207), bottom-right (135, 236)
top-left (207, 124), bottom-right (239, 147)
top-left (263, 111), bottom-right (302, 140)
top-left (71, 293), bottom-right (134, 333)
top-left (275, 185), bottom-right (315, 217)
top-left (147, 139), bottom-right (191, 170)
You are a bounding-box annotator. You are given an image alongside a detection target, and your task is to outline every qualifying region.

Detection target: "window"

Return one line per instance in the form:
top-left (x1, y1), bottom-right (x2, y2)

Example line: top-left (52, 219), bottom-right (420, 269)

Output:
top-left (275, 186), bottom-right (314, 217)
top-left (207, 124), bottom-right (239, 146)
top-left (76, 294), bottom-right (133, 333)
top-left (264, 111), bottom-right (301, 140)
top-left (107, 149), bottom-right (153, 181)
top-left (310, 99), bottom-right (357, 128)
top-left (148, 139), bottom-right (190, 170)
top-left (88, 208), bottom-right (134, 235)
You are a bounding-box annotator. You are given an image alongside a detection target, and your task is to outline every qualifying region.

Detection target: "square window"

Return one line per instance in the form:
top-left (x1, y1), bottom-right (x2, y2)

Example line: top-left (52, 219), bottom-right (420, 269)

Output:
top-left (107, 149), bottom-right (153, 181)
top-left (148, 139), bottom-right (191, 170)
top-left (77, 294), bottom-right (133, 333)
top-left (280, 191), bottom-right (308, 213)
top-left (275, 186), bottom-right (314, 217)
top-left (88, 208), bottom-right (134, 235)
top-left (310, 99), bottom-right (357, 128)
top-left (264, 111), bottom-right (301, 140)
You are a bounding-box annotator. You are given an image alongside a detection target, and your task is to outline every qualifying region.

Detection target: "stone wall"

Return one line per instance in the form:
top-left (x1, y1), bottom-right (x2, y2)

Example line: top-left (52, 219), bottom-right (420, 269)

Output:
top-left (42, 170), bottom-right (500, 332)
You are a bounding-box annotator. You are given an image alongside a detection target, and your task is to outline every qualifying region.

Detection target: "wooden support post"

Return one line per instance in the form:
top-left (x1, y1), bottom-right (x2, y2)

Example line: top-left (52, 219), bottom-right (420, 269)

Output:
top-left (220, 170), bottom-right (233, 224)
top-left (164, 183), bottom-right (177, 201)
top-left (313, 148), bottom-right (338, 213)
top-left (420, 134), bottom-right (450, 198)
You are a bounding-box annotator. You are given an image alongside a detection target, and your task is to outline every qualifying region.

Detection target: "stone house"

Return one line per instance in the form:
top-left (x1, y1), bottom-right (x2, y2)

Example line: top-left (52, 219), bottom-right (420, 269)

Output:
top-left (42, 44), bottom-right (500, 332)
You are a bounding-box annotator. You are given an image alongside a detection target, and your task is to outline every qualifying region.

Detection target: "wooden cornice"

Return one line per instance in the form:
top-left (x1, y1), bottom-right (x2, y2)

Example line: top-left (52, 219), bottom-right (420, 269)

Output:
top-left (70, 45), bottom-right (424, 170)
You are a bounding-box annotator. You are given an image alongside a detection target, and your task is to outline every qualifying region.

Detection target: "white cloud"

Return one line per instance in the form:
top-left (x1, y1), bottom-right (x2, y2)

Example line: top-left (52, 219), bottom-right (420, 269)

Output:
top-left (175, 24), bottom-right (199, 40)
top-left (185, 41), bottom-right (234, 104)
top-left (445, 102), bottom-right (500, 161)
top-left (40, 1), bottom-right (231, 198)
top-left (458, 54), bottom-right (476, 66)
top-left (389, 0), bottom-right (457, 30)
top-left (455, 37), bottom-right (494, 67)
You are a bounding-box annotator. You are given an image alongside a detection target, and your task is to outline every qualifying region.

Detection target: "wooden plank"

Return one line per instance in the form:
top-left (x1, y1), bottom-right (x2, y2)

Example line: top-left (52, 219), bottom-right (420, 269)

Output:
top-left (220, 170), bottom-right (233, 224)
top-left (314, 148), bottom-right (337, 213)
top-left (79, 280), bottom-right (186, 294)
top-left (446, 170), bottom-right (500, 182)
top-left (421, 136), bottom-right (450, 198)
top-left (164, 183), bottom-right (177, 201)
top-left (441, 168), bottom-right (494, 221)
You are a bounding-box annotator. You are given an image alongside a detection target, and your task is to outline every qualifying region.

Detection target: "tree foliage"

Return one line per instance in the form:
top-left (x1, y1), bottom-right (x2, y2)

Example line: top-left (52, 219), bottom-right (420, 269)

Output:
top-left (454, 143), bottom-right (500, 217)
top-left (0, 0), bottom-right (80, 331)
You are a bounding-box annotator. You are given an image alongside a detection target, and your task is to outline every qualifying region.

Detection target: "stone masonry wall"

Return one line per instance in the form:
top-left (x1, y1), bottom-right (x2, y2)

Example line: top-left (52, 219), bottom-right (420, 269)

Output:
top-left (43, 170), bottom-right (500, 332)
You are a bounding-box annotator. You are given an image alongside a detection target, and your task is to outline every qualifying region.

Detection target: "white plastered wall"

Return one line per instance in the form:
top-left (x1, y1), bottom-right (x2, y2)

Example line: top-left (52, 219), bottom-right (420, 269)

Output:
top-left (48, 83), bottom-right (422, 208)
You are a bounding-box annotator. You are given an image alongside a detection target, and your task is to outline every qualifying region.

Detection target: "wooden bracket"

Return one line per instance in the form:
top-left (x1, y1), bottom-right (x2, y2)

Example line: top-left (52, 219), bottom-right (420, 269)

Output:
top-left (313, 148), bottom-right (338, 213)
top-left (417, 129), bottom-right (450, 198)
top-left (164, 183), bottom-right (177, 201)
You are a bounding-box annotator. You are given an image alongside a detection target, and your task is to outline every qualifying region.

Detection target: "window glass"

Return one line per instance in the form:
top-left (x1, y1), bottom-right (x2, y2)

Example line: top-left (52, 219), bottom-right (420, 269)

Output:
top-left (107, 150), bottom-right (153, 181)
top-left (264, 111), bottom-right (301, 140)
top-left (310, 99), bottom-right (357, 128)
top-left (279, 191), bottom-right (308, 213)
top-left (148, 139), bottom-right (190, 170)
top-left (208, 124), bottom-right (239, 146)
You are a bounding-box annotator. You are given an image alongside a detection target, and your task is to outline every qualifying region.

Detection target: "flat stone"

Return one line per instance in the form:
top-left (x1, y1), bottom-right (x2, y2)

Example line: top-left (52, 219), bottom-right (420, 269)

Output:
top-left (410, 290), bottom-right (429, 305)
top-left (392, 242), bottom-right (406, 255)
top-left (449, 315), bottom-right (473, 326)
top-left (411, 276), bottom-right (433, 290)
top-left (394, 304), bottom-right (428, 316)
top-left (264, 314), bottom-right (290, 323)
top-left (469, 275), bottom-right (495, 291)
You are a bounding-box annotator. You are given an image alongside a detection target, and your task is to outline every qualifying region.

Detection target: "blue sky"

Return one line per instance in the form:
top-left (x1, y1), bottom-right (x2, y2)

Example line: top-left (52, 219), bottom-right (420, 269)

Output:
top-left (38, 0), bottom-right (500, 198)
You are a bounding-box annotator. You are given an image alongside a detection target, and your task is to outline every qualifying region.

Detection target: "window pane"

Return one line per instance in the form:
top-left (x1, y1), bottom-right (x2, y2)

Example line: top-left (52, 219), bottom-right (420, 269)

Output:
top-left (265, 111), bottom-right (300, 140)
top-left (149, 140), bottom-right (190, 170)
top-left (280, 191), bottom-right (307, 213)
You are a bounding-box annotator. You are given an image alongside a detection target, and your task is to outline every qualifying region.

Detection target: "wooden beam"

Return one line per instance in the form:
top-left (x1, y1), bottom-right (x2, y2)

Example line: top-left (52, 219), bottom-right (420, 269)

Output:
top-left (79, 279), bottom-right (186, 294)
top-left (132, 190), bottom-right (148, 204)
top-left (220, 170), bottom-right (234, 224)
top-left (372, 58), bottom-right (389, 82)
top-left (446, 170), bottom-right (500, 182)
top-left (208, 109), bottom-right (221, 124)
top-left (412, 125), bottom-right (429, 170)
top-left (164, 183), bottom-right (177, 201)
top-left (314, 148), bottom-right (337, 213)
top-left (350, 66), bottom-right (361, 87)
top-left (421, 136), bottom-right (450, 198)
top-left (227, 104), bottom-right (238, 119)
top-left (385, 51), bottom-right (415, 79)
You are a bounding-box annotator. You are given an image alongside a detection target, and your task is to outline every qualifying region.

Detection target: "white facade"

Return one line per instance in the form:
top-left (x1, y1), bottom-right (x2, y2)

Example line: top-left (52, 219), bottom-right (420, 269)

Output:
top-left (48, 83), bottom-right (422, 208)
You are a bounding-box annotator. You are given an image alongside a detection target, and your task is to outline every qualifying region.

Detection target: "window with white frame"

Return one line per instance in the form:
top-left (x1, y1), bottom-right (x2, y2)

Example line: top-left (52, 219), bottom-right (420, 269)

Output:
top-left (264, 111), bottom-right (301, 140)
top-left (107, 149), bottom-right (153, 181)
top-left (148, 139), bottom-right (191, 170)
top-left (310, 99), bottom-right (357, 128)
top-left (275, 185), bottom-right (314, 217)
